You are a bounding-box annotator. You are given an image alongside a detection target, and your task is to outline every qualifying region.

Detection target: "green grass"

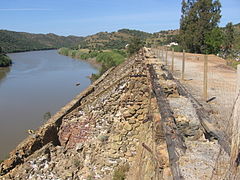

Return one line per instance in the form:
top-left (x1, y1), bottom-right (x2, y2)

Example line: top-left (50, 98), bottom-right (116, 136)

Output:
top-left (226, 59), bottom-right (240, 69)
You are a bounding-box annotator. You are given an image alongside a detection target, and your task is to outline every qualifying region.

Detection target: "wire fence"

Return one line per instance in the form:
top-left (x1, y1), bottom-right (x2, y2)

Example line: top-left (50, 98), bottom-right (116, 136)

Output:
top-left (152, 46), bottom-right (240, 179)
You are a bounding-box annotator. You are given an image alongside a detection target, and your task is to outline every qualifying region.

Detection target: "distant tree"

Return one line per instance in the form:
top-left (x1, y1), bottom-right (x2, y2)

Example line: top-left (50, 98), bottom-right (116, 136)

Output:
top-left (223, 22), bottom-right (235, 57)
top-left (205, 27), bottom-right (223, 54)
top-left (179, 0), bottom-right (222, 54)
top-left (0, 47), bottom-right (3, 54)
top-left (127, 37), bottom-right (144, 55)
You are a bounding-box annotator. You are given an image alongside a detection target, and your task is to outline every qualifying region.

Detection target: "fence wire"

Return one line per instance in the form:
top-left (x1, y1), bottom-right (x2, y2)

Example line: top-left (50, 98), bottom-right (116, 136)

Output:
top-left (152, 47), bottom-right (239, 179)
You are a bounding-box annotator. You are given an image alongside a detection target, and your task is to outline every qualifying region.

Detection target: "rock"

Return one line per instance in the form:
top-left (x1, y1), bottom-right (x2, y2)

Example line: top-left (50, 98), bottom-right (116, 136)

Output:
top-left (133, 105), bottom-right (141, 111)
top-left (112, 135), bottom-right (122, 142)
top-left (122, 110), bottom-right (132, 118)
top-left (128, 119), bottom-right (136, 124)
top-left (137, 114), bottom-right (145, 121)
top-left (123, 123), bottom-right (133, 131)
top-left (76, 143), bottom-right (84, 153)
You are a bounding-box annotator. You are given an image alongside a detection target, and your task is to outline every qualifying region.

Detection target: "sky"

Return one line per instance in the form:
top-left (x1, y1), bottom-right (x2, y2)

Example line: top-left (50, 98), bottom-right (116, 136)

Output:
top-left (0, 0), bottom-right (239, 36)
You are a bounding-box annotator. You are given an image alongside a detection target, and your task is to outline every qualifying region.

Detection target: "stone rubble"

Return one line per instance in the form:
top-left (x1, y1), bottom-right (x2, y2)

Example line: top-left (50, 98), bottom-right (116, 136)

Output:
top-left (0, 48), bottom-right (229, 180)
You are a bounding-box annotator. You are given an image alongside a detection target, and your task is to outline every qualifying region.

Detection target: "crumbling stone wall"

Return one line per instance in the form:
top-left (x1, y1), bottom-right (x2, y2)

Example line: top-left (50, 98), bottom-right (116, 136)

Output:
top-left (0, 50), bottom-right (171, 180)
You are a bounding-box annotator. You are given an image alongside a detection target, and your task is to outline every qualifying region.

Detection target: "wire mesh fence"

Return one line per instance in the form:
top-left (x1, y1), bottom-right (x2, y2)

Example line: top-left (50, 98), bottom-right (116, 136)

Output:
top-left (152, 46), bottom-right (240, 179)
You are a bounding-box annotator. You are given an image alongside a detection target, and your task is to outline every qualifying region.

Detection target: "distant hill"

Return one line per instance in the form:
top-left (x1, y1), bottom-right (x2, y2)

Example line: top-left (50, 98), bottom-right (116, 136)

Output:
top-left (79, 29), bottom-right (152, 50)
top-left (146, 29), bottom-right (179, 46)
top-left (0, 30), bottom-right (84, 53)
top-left (0, 29), bottom-right (180, 53)
top-left (0, 29), bottom-right (153, 53)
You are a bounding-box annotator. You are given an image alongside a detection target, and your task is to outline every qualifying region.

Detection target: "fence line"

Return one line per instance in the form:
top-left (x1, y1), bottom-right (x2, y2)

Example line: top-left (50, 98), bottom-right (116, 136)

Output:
top-left (152, 46), bottom-right (239, 179)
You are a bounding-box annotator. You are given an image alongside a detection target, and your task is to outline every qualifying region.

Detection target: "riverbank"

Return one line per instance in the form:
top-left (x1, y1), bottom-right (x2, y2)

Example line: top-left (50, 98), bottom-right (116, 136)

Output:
top-left (6, 47), bottom-right (58, 54)
top-left (0, 54), bottom-right (12, 67)
top-left (58, 48), bottom-right (127, 81)
top-left (0, 50), bottom-right (97, 161)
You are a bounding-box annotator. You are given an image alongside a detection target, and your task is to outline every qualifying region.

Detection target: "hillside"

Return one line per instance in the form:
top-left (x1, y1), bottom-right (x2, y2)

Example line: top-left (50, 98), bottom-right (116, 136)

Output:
top-left (0, 29), bottom-right (152, 53)
top-left (147, 29), bottom-right (179, 46)
top-left (0, 30), bottom-right (84, 53)
top-left (78, 29), bottom-right (152, 50)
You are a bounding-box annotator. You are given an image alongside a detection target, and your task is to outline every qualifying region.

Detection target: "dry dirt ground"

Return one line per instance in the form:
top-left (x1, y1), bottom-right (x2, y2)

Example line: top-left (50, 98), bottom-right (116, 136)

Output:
top-left (146, 49), bottom-right (230, 180)
top-left (154, 49), bottom-right (237, 136)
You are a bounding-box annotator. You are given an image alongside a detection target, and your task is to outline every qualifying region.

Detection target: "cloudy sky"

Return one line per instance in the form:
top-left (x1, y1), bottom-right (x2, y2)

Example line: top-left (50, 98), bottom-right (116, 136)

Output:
top-left (0, 0), bottom-right (239, 36)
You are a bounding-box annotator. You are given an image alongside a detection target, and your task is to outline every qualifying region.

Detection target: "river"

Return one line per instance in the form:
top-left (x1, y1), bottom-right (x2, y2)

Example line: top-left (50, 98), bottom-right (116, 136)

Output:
top-left (0, 50), bottom-right (97, 160)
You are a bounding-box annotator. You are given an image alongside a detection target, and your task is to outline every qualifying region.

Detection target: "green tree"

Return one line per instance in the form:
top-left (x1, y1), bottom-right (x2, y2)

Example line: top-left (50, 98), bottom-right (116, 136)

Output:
top-left (205, 27), bottom-right (223, 54)
top-left (179, 0), bottom-right (222, 53)
top-left (223, 22), bottom-right (235, 58)
top-left (127, 37), bottom-right (144, 55)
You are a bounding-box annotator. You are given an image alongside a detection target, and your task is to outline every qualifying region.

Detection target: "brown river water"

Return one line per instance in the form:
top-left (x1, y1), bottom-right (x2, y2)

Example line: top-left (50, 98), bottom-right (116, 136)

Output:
top-left (0, 50), bottom-right (97, 160)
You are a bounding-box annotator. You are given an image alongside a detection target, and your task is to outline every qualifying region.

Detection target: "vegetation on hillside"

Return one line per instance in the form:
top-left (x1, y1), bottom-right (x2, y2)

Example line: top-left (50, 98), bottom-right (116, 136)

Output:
top-left (0, 47), bottom-right (12, 67)
top-left (59, 48), bottom-right (127, 81)
top-left (127, 37), bottom-right (145, 55)
top-left (78, 29), bottom-right (152, 50)
top-left (0, 30), bottom-right (84, 53)
top-left (0, 29), bottom-right (152, 53)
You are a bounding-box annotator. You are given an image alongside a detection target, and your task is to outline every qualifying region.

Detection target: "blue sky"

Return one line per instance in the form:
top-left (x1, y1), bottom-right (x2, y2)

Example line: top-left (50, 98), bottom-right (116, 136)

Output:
top-left (0, 0), bottom-right (239, 36)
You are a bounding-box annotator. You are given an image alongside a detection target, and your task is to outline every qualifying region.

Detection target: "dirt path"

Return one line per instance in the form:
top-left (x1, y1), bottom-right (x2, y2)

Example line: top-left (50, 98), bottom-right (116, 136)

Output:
top-left (146, 48), bottom-right (231, 179)
top-left (154, 49), bottom-right (237, 135)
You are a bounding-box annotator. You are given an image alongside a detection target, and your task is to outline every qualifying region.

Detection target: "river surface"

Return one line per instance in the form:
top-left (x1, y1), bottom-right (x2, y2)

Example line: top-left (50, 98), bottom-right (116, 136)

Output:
top-left (0, 50), bottom-right (97, 160)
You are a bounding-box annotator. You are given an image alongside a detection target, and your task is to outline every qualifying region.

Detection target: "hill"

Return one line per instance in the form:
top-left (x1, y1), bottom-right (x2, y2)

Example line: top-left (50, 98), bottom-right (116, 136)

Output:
top-left (78, 29), bottom-right (152, 50)
top-left (0, 29), bottom-right (181, 53)
top-left (0, 30), bottom-right (84, 53)
top-left (147, 29), bottom-right (179, 46)
top-left (0, 29), bottom-right (152, 53)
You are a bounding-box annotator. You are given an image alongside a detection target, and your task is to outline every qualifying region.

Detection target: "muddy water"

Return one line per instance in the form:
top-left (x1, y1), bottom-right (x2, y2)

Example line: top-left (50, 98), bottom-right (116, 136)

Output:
top-left (0, 50), bottom-right (97, 160)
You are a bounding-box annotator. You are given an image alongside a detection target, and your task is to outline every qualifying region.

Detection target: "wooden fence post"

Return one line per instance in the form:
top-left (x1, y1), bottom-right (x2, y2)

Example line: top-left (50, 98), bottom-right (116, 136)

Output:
top-left (162, 48), bottom-right (164, 62)
top-left (171, 48), bottom-right (174, 71)
top-left (181, 50), bottom-right (185, 80)
top-left (227, 64), bottom-right (240, 179)
top-left (203, 55), bottom-right (208, 100)
top-left (165, 48), bottom-right (168, 66)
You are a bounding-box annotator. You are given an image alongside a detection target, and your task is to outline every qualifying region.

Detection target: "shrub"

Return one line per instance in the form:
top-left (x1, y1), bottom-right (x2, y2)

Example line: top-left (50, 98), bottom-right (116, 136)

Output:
top-left (113, 164), bottom-right (130, 180)
top-left (0, 54), bottom-right (12, 67)
top-left (58, 48), bottom-right (70, 56)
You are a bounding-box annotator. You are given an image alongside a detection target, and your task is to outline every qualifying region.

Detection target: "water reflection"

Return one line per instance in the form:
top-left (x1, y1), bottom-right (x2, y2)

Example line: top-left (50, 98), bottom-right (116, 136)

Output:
top-left (0, 67), bottom-right (10, 85)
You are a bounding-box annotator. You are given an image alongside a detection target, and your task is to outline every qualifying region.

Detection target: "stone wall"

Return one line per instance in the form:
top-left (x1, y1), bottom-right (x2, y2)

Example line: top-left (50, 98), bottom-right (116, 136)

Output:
top-left (0, 50), bottom-right (172, 179)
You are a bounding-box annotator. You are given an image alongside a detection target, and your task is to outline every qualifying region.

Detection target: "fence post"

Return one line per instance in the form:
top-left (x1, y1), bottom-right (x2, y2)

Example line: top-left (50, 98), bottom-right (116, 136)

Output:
top-left (171, 48), bottom-right (174, 71)
top-left (161, 47), bottom-right (164, 62)
top-left (203, 55), bottom-right (208, 100)
top-left (228, 65), bottom-right (240, 178)
top-left (181, 50), bottom-right (185, 80)
top-left (165, 48), bottom-right (168, 66)
top-left (237, 65), bottom-right (240, 92)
